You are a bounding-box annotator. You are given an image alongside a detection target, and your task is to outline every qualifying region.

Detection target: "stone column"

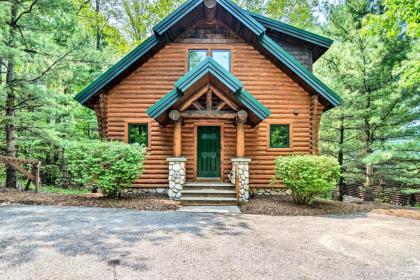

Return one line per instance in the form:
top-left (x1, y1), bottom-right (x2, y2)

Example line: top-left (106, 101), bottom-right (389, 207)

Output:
top-left (167, 157), bottom-right (187, 200)
top-left (229, 158), bottom-right (251, 203)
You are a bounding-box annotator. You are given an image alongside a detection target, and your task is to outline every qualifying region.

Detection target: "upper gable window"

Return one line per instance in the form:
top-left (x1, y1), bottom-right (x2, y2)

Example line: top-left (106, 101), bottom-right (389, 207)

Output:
top-left (212, 50), bottom-right (231, 72)
top-left (188, 49), bottom-right (231, 71)
top-left (188, 50), bottom-right (208, 70)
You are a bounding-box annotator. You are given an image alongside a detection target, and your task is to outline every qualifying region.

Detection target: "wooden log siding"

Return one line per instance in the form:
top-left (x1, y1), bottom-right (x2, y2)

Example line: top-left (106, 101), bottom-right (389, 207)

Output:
top-left (102, 20), bottom-right (324, 188)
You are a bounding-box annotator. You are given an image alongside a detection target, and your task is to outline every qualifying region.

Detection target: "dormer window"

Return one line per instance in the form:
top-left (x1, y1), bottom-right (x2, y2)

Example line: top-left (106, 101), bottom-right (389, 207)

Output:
top-left (188, 49), bottom-right (231, 71)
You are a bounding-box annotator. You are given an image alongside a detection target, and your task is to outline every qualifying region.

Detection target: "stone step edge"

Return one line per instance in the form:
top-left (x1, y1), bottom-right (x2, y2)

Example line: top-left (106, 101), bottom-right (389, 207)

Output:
top-left (181, 197), bottom-right (238, 201)
top-left (182, 189), bottom-right (236, 194)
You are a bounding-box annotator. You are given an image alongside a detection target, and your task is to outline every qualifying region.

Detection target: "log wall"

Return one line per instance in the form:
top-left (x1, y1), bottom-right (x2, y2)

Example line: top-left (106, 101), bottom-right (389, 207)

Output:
top-left (100, 20), bottom-right (325, 188)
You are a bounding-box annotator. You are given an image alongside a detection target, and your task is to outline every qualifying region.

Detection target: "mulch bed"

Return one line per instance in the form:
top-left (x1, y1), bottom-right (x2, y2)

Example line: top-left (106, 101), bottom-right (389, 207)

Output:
top-left (240, 195), bottom-right (420, 219)
top-left (0, 191), bottom-right (180, 211)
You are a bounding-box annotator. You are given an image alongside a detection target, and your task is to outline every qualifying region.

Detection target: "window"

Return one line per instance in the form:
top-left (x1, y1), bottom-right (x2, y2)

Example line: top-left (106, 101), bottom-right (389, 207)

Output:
top-left (128, 124), bottom-right (148, 147)
top-left (270, 124), bottom-right (290, 148)
top-left (188, 50), bottom-right (208, 70)
top-left (212, 50), bottom-right (231, 71)
top-left (188, 49), bottom-right (231, 71)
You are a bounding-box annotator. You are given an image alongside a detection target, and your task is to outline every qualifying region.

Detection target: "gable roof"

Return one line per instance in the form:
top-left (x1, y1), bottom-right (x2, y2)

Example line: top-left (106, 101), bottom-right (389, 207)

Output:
top-left (75, 0), bottom-right (342, 109)
top-left (247, 11), bottom-right (333, 49)
top-left (147, 57), bottom-right (271, 126)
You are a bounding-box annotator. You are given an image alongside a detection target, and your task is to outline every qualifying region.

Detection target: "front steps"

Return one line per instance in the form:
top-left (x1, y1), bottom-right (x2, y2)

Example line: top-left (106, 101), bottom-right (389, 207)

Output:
top-left (181, 182), bottom-right (238, 206)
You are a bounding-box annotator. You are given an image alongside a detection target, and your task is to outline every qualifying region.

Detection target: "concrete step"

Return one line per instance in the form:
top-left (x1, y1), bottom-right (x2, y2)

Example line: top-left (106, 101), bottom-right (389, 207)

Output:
top-left (182, 189), bottom-right (236, 198)
top-left (183, 182), bottom-right (235, 191)
top-left (181, 197), bottom-right (238, 206)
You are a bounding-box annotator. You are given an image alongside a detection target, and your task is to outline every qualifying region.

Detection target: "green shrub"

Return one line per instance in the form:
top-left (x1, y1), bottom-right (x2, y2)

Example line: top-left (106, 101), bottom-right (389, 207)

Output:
top-left (66, 140), bottom-right (146, 197)
top-left (275, 155), bottom-right (340, 205)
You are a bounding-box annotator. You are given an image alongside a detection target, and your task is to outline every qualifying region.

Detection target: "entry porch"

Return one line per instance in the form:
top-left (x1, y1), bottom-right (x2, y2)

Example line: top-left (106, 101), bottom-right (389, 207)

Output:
top-left (147, 57), bottom-right (270, 205)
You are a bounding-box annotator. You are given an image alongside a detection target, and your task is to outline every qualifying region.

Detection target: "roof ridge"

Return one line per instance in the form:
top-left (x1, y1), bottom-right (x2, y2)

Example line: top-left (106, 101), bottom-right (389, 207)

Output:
top-left (246, 10), bottom-right (333, 48)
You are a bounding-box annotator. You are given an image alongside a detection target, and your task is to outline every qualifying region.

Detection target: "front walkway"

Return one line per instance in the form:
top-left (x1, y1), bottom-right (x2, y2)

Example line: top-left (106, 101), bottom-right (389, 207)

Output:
top-left (0, 205), bottom-right (419, 280)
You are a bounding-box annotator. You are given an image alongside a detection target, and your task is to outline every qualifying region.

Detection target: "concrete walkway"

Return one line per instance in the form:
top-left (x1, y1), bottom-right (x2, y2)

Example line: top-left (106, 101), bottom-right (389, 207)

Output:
top-left (0, 205), bottom-right (419, 280)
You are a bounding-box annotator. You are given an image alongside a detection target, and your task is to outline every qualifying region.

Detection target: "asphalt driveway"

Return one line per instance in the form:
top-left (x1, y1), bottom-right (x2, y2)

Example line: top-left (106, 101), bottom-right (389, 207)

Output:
top-left (0, 205), bottom-right (419, 280)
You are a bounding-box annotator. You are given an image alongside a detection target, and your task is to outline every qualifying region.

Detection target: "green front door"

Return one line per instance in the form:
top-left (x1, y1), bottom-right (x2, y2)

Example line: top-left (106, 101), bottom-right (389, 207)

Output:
top-left (197, 126), bottom-right (221, 178)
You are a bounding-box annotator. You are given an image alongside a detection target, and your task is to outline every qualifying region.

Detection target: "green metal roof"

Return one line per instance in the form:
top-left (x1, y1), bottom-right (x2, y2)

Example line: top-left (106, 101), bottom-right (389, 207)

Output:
top-left (248, 11), bottom-right (333, 49)
top-left (153, 0), bottom-right (203, 36)
top-left (216, 0), bottom-right (266, 37)
top-left (258, 34), bottom-right (342, 106)
top-left (175, 57), bottom-right (243, 93)
top-left (75, 0), bottom-right (341, 110)
top-left (74, 35), bottom-right (161, 105)
top-left (147, 57), bottom-right (271, 123)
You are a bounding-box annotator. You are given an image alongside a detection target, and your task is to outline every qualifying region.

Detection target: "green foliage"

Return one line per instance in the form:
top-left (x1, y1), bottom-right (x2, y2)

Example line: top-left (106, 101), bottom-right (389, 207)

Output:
top-left (400, 188), bottom-right (420, 195)
top-left (66, 140), bottom-right (146, 197)
top-left (317, 0), bottom-right (419, 189)
top-left (275, 155), bottom-right (340, 205)
top-left (34, 185), bottom-right (90, 195)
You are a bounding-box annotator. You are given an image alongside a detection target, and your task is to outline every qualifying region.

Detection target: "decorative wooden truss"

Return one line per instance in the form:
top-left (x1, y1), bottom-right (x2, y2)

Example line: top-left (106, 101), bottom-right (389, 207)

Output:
top-left (169, 84), bottom-right (248, 158)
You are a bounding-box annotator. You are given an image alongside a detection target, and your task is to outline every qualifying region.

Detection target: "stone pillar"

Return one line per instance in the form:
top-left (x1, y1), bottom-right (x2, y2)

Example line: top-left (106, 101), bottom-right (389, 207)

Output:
top-left (167, 157), bottom-right (187, 200)
top-left (229, 158), bottom-right (251, 203)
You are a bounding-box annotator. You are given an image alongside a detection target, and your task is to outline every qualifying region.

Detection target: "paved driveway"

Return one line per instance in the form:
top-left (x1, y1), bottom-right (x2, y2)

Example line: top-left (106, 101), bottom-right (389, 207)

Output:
top-left (0, 205), bottom-right (419, 280)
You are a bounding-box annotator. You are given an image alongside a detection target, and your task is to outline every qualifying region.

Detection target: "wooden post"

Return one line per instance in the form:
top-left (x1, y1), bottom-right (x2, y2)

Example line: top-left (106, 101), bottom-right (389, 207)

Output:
top-left (236, 110), bottom-right (247, 158)
top-left (204, 0), bottom-right (217, 24)
top-left (34, 161), bottom-right (41, 193)
top-left (169, 110), bottom-right (182, 157)
top-left (236, 120), bottom-right (245, 158)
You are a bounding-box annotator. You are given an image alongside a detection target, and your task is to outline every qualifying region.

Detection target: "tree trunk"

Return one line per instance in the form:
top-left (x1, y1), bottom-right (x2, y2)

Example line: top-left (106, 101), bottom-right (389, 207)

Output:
top-left (336, 116), bottom-right (345, 201)
top-left (5, 0), bottom-right (19, 189)
top-left (95, 0), bottom-right (101, 50)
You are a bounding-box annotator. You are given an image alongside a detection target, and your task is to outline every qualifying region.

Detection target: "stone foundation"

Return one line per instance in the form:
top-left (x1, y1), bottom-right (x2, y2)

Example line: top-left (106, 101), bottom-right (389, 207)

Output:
top-left (229, 158), bottom-right (251, 203)
top-left (167, 157), bottom-right (187, 200)
top-left (250, 188), bottom-right (290, 197)
top-left (121, 188), bottom-right (168, 197)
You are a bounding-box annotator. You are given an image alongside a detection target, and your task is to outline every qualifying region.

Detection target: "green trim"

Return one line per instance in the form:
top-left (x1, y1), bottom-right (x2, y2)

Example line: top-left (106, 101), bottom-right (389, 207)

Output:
top-left (175, 57), bottom-right (243, 93)
top-left (75, 35), bottom-right (160, 105)
top-left (270, 124), bottom-right (290, 148)
top-left (153, 0), bottom-right (203, 35)
top-left (216, 0), bottom-right (266, 37)
top-left (258, 34), bottom-right (342, 106)
top-left (236, 89), bottom-right (271, 120)
top-left (147, 89), bottom-right (182, 119)
top-left (248, 11), bottom-right (333, 48)
top-left (147, 57), bottom-right (271, 124)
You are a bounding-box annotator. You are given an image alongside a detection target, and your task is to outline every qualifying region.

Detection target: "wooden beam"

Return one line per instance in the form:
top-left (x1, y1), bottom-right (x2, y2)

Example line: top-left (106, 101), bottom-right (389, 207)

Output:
top-left (0, 156), bottom-right (39, 165)
top-left (192, 101), bottom-right (204, 111)
top-left (210, 86), bottom-right (240, 111)
top-left (310, 95), bottom-right (319, 155)
top-left (206, 87), bottom-right (212, 111)
top-left (173, 120), bottom-right (182, 157)
top-left (237, 110), bottom-right (248, 122)
top-left (181, 110), bottom-right (237, 119)
top-left (204, 0), bottom-right (217, 24)
top-left (99, 93), bottom-right (106, 139)
top-left (5, 160), bottom-right (35, 181)
top-left (236, 120), bottom-right (245, 157)
top-left (215, 101), bottom-right (226, 111)
top-left (169, 110), bottom-right (181, 121)
top-left (179, 85), bottom-right (209, 111)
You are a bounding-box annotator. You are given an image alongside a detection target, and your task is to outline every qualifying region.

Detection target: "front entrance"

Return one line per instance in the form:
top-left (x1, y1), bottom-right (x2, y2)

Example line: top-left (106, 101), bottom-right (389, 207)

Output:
top-left (197, 126), bottom-right (221, 178)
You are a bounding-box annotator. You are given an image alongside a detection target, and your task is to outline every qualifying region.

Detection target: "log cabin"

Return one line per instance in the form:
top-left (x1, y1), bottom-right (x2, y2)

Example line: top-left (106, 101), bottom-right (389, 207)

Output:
top-left (75, 0), bottom-right (342, 205)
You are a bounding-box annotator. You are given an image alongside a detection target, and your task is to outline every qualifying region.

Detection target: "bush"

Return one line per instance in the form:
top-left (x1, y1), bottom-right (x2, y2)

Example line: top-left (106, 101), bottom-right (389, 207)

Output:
top-left (66, 140), bottom-right (146, 197)
top-left (275, 155), bottom-right (340, 205)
